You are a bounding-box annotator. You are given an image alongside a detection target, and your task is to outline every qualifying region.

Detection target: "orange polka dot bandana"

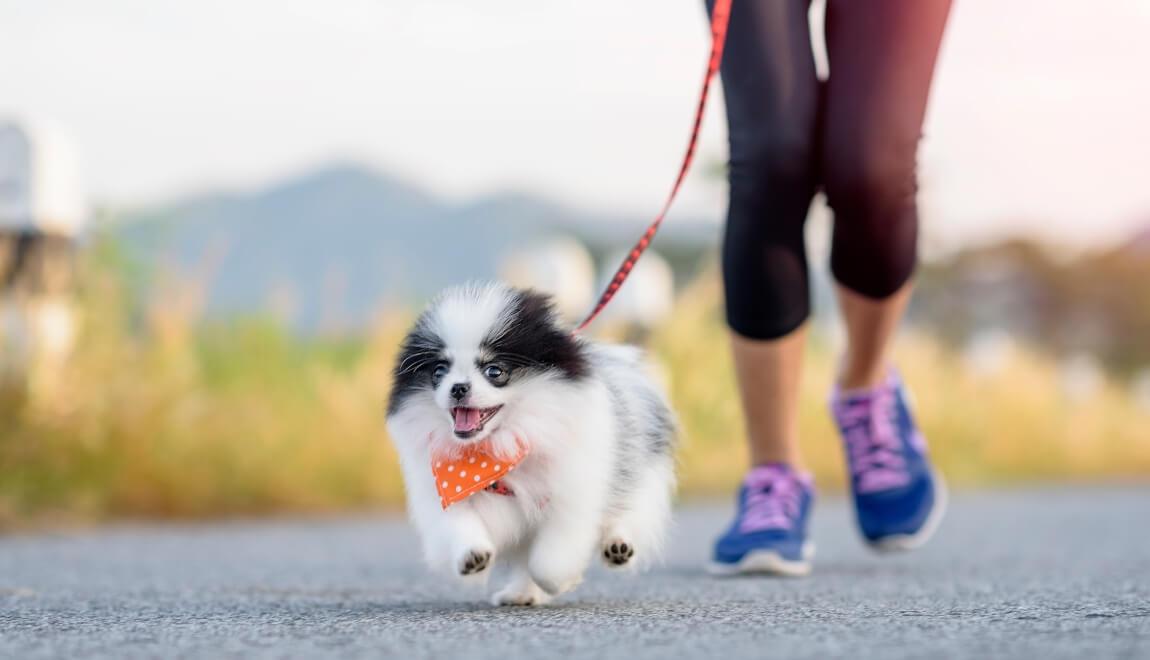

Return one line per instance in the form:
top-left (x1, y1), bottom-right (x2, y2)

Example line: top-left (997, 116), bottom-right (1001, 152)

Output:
top-left (432, 444), bottom-right (529, 510)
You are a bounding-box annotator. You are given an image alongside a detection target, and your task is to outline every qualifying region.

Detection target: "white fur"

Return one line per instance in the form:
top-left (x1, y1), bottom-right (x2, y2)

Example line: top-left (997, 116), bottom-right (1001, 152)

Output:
top-left (386, 284), bottom-right (676, 606)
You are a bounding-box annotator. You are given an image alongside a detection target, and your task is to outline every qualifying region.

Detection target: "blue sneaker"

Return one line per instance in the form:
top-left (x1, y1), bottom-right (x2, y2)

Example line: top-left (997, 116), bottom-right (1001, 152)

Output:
top-left (708, 463), bottom-right (815, 576)
top-left (830, 369), bottom-right (947, 552)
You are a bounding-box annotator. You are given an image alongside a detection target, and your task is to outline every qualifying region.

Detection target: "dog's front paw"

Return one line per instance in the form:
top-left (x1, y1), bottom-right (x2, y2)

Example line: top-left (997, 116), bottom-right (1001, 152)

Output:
top-left (492, 581), bottom-right (550, 607)
top-left (528, 564), bottom-right (583, 597)
top-left (602, 538), bottom-right (636, 567)
top-left (458, 548), bottom-right (493, 576)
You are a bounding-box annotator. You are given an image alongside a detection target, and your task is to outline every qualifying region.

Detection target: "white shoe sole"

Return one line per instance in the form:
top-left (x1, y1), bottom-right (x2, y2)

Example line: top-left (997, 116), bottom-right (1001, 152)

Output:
top-left (864, 471), bottom-right (949, 553)
top-left (706, 541), bottom-right (815, 577)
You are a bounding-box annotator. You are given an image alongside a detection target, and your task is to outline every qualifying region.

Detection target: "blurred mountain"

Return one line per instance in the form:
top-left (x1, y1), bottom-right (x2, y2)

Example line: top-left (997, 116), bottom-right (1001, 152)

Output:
top-left (112, 163), bottom-right (718, 330)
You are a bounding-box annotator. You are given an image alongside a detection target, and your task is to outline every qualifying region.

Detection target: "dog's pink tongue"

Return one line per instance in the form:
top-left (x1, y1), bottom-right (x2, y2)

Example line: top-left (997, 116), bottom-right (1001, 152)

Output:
top-left (453, 407), bottom-right (482, 433)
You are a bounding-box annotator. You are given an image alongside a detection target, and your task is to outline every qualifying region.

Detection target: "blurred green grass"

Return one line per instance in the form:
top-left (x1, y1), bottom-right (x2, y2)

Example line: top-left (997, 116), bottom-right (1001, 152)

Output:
top-left (2, 247), bottom-right (1148, 528)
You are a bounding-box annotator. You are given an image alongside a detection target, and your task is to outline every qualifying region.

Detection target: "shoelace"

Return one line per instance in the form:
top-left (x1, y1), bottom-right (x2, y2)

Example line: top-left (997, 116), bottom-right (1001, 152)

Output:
top-left (739, 469), bottom-right (804, 533)
top-left (837, 387), bottom-right (911, 494)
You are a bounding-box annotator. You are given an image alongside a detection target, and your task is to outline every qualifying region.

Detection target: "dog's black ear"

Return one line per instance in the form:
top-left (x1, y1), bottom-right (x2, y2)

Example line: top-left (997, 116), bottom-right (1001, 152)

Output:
top-left (483, 288), bottom-right (588, 380)
top-left (387, 316), bottom-right (445, 416)
top-left (512, 288), bottom-right (564, 331)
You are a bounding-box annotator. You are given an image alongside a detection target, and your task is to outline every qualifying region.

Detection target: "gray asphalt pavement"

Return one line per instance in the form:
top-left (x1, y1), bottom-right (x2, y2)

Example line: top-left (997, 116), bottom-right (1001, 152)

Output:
top-left (1, 487), bottom-right (1148, 659)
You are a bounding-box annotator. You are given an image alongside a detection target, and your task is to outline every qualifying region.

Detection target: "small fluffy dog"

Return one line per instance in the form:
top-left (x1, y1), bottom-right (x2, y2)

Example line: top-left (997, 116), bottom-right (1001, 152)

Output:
top-left (386, 283), bottom-right (676, 606)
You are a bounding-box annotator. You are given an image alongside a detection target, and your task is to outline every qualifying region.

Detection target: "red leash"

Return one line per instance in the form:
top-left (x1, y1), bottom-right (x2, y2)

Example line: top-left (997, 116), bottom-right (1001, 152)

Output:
top-left (574, 0), bottom-right (733, 333)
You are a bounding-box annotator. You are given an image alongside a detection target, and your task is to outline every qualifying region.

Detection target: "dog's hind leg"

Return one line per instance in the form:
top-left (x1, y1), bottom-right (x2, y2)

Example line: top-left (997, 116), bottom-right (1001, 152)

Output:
top-left (601, 456), bottom-right (675, 569)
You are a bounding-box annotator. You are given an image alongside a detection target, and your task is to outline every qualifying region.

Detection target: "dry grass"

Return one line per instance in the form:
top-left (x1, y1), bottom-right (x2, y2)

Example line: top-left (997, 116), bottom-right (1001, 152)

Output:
top-left (0, 256), bottom-right (407, 526)
top-left (658, 277), bottom-right (1150, 496)
top-left (2, 254), bottom-right (1148, 528)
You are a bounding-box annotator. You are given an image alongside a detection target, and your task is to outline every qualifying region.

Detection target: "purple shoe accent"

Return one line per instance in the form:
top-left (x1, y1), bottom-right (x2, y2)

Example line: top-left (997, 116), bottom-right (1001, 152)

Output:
top-left (831, 372), bottom-right (914, 494)
top-left (711, 462), bottom-right (816, 572)
top-left (830, 368), bottom-right (945, 549)
top-left (910, 430), bottom-right (928, 453)
top-left (739, 464), bottom-right (813, 533)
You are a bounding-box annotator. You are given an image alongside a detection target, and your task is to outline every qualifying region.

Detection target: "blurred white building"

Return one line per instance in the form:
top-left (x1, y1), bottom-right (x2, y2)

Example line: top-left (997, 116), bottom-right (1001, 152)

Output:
top-left (500, 236), bottom-right (595, 323)
top-left (0, 119), bottom-right (86, 236)
top-left (500, 235), bottom-right (675, 336)
top-left (0, 118), bottom-right (87, 393)
top-left (593, 248), bottom-right (674, 331)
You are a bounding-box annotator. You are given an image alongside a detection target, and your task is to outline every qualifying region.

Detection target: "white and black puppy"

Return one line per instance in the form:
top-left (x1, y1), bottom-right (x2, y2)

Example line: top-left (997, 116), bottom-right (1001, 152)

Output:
top-left (386, 283), bottom-right (676, 606)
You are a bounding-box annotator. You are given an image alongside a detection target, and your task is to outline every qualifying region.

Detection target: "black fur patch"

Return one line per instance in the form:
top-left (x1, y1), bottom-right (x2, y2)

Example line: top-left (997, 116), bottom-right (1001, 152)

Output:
top-left (386, 313), bottom-right (446, 416)
top-left (482, 289), bottom-right (588, 381)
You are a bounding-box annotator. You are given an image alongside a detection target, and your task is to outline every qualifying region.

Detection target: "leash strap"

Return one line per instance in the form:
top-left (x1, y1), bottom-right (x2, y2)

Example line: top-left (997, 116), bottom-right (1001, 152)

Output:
top-left (574, 0), bottom-right (733, 332)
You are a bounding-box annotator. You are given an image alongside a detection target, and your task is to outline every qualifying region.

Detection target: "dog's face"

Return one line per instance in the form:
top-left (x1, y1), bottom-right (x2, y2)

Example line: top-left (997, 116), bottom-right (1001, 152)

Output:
top-left (387, 283), bottom-right (587, 446)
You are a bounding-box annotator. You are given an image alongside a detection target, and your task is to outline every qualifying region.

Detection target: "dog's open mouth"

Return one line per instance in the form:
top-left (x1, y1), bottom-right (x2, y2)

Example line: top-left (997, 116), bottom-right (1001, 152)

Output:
top-left (452, 405), bottom-right (503, 438)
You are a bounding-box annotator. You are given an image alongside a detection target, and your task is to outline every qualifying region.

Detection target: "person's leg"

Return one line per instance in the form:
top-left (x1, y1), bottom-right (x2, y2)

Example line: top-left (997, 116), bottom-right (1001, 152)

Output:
top-left (711, 0), bottom-right (819, 469)
top-left (708, 0), bottom-right (821, 576)
top-left (837, 282), bottom-right (911, 389)
top-left (730, 328), bottom-right (806, 467)
top-left (821, 0), bottom-right (952, 550)
top-left (821, 0), bottom-right (951, 386)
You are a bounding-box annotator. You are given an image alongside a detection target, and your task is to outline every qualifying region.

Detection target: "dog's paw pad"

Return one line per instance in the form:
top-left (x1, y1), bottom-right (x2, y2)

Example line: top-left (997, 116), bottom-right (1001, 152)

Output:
top-left (459, 549), bottom-right (492, 576)
top-left (493, 591), bottom-right (543, 607)
top-left (602, 540), bottom-right (635, 566)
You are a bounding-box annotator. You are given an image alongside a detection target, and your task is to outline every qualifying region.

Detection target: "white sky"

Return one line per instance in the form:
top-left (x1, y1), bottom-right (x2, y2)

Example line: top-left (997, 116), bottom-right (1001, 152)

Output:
top-left (3, 0), bottom-right (1150, 249)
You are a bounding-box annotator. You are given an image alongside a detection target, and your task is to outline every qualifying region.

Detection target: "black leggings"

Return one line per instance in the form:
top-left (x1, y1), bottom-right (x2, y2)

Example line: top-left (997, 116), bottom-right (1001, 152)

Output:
top-left (709, 0), bottom-right (951, 339)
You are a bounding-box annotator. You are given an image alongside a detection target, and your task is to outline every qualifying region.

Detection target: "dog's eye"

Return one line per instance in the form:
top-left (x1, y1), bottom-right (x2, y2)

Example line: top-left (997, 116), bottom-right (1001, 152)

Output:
top-left (483, 364), bottom-right (509, 386)
top-left (431, 362), bottom-right (449, 386)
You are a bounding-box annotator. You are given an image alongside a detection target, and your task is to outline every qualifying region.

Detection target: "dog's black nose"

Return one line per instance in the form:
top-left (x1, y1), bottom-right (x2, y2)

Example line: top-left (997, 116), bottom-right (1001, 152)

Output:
top-left (450, 383), bottom-right (470, 401)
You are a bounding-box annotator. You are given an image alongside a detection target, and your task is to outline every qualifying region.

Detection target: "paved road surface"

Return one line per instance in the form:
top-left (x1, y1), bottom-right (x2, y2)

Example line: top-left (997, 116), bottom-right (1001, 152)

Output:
top-left (1, 488), bottom-right (1148, 659)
